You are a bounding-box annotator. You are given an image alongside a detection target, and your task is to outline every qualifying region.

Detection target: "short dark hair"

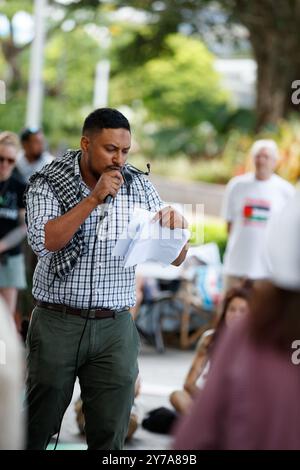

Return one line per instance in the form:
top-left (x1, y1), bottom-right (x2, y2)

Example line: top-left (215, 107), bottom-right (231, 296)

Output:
top-left (20, 127), bottom-right (42, 143)
top-left (82, 108), bottom-right (131, 136)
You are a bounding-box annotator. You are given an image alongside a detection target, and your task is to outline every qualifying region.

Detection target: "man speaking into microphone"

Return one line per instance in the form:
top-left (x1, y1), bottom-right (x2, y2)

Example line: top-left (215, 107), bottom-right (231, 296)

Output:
top-left (25, 108), bottom-right (188, 450)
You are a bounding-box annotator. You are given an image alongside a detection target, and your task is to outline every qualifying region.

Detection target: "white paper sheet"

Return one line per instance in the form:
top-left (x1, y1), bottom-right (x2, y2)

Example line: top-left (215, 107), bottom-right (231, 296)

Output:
top-left (112, 207), bottom-right (190, 268)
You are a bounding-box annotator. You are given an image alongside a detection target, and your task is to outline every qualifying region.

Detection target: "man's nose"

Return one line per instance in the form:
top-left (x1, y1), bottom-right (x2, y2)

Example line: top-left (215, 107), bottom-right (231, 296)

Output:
top-left (113, 150), bottom-right (124, 166)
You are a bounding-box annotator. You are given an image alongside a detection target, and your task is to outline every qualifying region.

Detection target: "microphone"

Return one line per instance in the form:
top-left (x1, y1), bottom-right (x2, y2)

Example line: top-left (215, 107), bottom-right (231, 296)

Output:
top-left (104, 194), bottom-right (113, 205)
top-left (100, 163), bottom-right (151, 221)
top-left (102, 166), bottom-right (126, 208)
top-left (100, 194), bottom-right (113, 221)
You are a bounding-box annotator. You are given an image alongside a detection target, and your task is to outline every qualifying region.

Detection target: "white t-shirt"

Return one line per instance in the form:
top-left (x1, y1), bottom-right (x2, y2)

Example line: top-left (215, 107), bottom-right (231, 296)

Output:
top-left (267, 190), bottom-right (300, 290)
top-left (222, 172), bottom-right (295, 279)
top-left (17, 151), bottom-right (54, 183)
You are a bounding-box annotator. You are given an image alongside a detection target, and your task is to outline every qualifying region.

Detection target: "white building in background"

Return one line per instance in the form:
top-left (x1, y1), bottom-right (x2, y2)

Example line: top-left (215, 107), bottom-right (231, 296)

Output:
top-left (214, 58), bottom-right (257, 109)
top-left (0, 80), bottom-right (5, 104)
top-left (93, 59), bottom-right (110, 108)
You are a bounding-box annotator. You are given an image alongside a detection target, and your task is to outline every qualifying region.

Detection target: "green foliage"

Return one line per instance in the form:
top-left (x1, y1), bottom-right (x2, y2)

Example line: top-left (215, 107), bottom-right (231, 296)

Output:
top-left (133, 106), bottom-right (256, 160)
top-left (129, 153), bottom-right (233, 184)
top-left (0, 25), bottom-right (101, 149)
top-left (1, 0), bottom-right (298, 183)
top-left (144, 123), bottom-right (220, 158)
top-left (189, 158), bottom-right (233, 184)
top-left (0, 0), bottom-right (32, 19)
top-left (221, 108), bottom-right (256, 133)
top-left (110, 33), bottom-right (233, 158)
top-left (130, 115), bottom-right (300, 185)
top-left (42, 27), bottom-right (101, 148)
top-left (111, 34), bottom-right (230, 128)
top-left (0, 93), bottom-right (26, 134)
top-left (190, 218), bottom-right (228, 260)
top-left (140, 35), bottom-right (229, 127)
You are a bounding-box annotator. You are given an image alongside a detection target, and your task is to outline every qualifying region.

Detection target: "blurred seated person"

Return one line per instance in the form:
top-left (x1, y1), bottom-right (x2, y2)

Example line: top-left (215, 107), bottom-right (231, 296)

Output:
top-left (130, 242), bottom-right (222, 321)
top-left (170, 282), bottom-right (252, 415)
top-left (17, 127), bottom-right (54, 183)
top-left (130, 273), bottom-right (179, 321)
top-left (130, 275), bottom-right (147, 321)
top-left (75, 376), bottom-right (141, 442)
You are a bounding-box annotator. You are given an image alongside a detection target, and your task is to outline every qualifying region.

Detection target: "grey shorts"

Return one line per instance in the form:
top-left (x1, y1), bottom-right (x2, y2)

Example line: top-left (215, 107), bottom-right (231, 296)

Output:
top-left (0, 253), bottom-right (27, 289)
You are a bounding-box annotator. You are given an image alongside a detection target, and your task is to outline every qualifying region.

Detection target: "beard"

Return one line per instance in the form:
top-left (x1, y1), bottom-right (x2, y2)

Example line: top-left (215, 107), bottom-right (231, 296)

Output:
top-left (31, 151), bottom-right (43, 161)
top-left (87, 151), bottom-right (122, 181)
top-left (87, 151), bottom-right (101, 181)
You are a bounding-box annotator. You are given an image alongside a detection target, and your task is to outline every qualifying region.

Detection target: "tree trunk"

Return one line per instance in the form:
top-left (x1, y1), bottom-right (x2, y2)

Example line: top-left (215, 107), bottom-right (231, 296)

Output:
top-left (250, 29), bottom-right (293, 130)
top-left (1, 40), bottom-right (24, 90)
top-left (233, 0), bottom-right (300, 129)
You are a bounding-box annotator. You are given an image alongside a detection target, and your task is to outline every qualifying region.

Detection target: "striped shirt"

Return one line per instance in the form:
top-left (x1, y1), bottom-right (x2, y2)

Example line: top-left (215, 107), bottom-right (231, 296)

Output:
top-left (26, 154), bottom-right (163, 309)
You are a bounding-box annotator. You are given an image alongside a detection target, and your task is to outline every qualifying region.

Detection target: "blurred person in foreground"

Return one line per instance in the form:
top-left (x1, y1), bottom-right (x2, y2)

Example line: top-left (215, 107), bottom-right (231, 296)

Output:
top-left (173, 191), bottom-right (300, 450)
top-left (170, 282), bottom-right (251, 415)
top-left (0, 296), bottom-right (24, 449)
top-left (0, 132), bottom-right (27, 317)
top-left (222, 139), bottom-right (294, 292)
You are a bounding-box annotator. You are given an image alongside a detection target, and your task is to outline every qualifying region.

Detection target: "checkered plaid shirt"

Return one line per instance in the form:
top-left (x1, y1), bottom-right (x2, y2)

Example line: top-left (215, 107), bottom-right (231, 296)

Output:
top-left (26, 152), bottom-right (163, 309)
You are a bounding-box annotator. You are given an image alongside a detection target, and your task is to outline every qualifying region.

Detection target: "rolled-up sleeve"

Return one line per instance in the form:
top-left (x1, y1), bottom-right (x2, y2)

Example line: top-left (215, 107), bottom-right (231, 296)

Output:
top-left (26, 179), bottom-right (61, 257)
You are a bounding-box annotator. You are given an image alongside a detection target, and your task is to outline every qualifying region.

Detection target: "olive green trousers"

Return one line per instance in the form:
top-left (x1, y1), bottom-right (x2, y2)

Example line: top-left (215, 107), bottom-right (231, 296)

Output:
top-left (25, 306), bottom-right (139, 450)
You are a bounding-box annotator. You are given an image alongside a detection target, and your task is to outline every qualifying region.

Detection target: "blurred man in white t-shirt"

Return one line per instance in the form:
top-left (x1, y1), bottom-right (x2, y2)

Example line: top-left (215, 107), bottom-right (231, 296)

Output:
top-left (222, 139), bottom-right (295, 292)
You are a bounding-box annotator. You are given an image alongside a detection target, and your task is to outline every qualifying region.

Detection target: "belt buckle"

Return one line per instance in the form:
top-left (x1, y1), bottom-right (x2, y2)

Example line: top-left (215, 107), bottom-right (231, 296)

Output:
top-left (88, 309), bottom-right (97, 319)
top-left (80, 309), bottom-right (96, 319)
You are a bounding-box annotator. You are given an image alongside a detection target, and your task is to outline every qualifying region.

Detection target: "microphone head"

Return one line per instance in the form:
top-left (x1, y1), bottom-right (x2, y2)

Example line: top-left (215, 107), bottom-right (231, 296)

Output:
top-left (104, 194), bottom-right (113, 204)
top-left (102, 162), bottom-right (151, 214)
top-left (119, 163), bottom-right (152, 196)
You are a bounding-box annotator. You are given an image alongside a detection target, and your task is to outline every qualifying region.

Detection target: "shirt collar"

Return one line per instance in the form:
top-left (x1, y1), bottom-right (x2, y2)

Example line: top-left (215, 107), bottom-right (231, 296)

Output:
top-left (74, 150), bottom-right (82, 182)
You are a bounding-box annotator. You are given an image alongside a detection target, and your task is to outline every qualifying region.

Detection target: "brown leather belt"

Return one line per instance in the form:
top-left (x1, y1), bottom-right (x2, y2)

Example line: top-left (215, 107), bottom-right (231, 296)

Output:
top-left (36, 300), bottom-right (117, 319)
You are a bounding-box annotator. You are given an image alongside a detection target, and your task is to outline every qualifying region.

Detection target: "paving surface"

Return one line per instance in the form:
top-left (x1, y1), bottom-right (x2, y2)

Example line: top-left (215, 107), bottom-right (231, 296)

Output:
top-left (149, 175), bottom-right (225, 217)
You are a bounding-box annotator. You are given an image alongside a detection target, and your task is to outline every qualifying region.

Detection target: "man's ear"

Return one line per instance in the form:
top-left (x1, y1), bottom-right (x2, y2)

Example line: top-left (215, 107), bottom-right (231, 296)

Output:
top-left (80, 135), bottom-right (89, 152)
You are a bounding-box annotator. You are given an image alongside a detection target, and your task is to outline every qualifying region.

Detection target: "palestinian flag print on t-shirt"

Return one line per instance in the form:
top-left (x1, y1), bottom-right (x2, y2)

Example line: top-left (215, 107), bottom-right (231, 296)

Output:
top-left (243, 198), bottom-right (271, 226)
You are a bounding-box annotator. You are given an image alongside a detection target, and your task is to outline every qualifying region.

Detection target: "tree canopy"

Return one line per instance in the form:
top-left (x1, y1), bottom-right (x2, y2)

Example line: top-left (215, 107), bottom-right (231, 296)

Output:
top-left (111, 34), bottom-right (229, 127)
top-left (0, 0), bottom-right (299, 150)
top-left (113, 0), bottom-right (300, 128)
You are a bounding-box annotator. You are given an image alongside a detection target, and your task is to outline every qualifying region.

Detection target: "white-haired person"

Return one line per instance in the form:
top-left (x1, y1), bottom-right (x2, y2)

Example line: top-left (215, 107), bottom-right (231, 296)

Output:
top-left (221, 139), bottom-right (294, 292)
top-left (0, 132), bottom-right (27, 317)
